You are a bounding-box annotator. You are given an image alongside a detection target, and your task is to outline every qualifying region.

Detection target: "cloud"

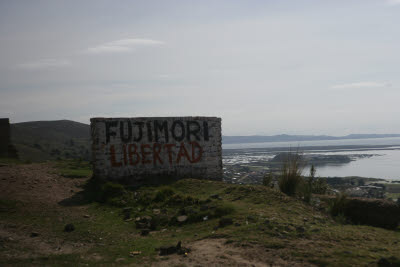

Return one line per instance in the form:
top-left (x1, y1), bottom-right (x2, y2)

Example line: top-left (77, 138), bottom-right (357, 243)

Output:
top-left (387, 0), bottom-right (400, 5)
top-left (86, 38), bottom-right (164, 54)
top-left (17, 58), bottom-right (70, 70)
top-left (331, 82), bottom-right (391, 89)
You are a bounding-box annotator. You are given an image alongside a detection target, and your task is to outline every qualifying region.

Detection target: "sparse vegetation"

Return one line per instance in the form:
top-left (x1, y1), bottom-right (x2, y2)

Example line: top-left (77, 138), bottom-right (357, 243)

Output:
top-left (278, 149), bottom-right (305, 196)
top-left (328, 192), bottom-right (348, 218)
top-left (1, 161), bottom-right (400, 266)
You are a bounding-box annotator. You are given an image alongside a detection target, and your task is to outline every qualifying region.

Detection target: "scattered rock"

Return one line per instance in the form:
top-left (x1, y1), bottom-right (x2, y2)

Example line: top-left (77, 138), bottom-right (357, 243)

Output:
top-left (64, 223), bottom-right (75, 232)
top-left (129, 251), bottom-right (141, 257)
top-left (177, 215), bottom-right (188, 223)
top-left (200, 205), bottom-right (208, 211)
top-left (247, 216), bottom-right (257, 223)
top-left (377, 256), bottom-right (400, 267)
top-left (30, 232), bottom-right (39, 237)
top-left (83, 215), bottom-right (90, 218)
top-left (218, 217), bottom-right (233, 228)
top-left (122, 207), bottom-right (132, 220)
top-left (153, 209), bottom-right (160, 215)
top-left (284, 225), bottom-right (295, 232)
top-left (135, 216), bottom-right (152, 229)
top-left (296, 226), bottom-right (305, 233)
top-left (159, 245), bottom-right (178, 256)
top-left (141, 229), bottom-right (150, 236)
top-left (158, 241), bottom-right (190, 256)
top-left (115, 257), bottom-right (126, 262)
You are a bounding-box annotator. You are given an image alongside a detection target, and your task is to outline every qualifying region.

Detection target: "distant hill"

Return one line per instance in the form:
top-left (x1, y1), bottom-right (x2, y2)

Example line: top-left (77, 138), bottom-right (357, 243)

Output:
top-left (7, 119), bottom-right (400, 161)
top-left (222, 134), bottom-right (400, 144)
top-left (11, 120), bottom-right (90, 162)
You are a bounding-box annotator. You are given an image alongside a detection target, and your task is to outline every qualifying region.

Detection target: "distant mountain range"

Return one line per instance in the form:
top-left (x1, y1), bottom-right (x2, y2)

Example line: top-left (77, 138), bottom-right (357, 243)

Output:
top-left (222, 134), bottom-right (400, 144)
top-left (7, 119), bottom-right (400, 161)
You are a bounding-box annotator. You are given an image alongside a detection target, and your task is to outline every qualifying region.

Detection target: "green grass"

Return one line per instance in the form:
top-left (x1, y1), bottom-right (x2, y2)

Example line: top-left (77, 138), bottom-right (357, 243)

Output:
top-left (1, 172), bottom-right (400, 266)
top-left (54, 159), bottom-right (92, 178)
top-left (0, 157), bottom-right (25, 165)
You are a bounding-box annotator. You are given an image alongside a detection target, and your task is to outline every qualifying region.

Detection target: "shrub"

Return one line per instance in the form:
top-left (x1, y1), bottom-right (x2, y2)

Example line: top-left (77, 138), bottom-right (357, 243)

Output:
top-left (153, 187), bottom-right (175, 202)
top-left (343, 198), bottom-right (400, 229)
top-left (301, 165), bottom-right (328, 202)
top-left (329, 192), bottom-right (348, 217)
top-left (262, 171), bottom-right (274, 187)
top-left (99, 182), bottom-right (126, 203)
top-left (278, 150), bottom-right (305, 196)
top-left (214, 204), bottom-right (235, 217)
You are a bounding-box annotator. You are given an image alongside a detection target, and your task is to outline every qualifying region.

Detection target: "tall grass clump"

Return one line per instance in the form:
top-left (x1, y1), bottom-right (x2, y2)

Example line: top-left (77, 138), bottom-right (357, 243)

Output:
top-left (329, 192), bottom-right (348, 217)
top-left (278, 149), bottom-right (305, 196)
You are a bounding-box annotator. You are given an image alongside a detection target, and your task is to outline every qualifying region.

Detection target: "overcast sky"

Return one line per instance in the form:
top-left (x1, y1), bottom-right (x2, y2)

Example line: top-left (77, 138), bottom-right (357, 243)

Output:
top-left (1, 0), bottom-right (400, 135)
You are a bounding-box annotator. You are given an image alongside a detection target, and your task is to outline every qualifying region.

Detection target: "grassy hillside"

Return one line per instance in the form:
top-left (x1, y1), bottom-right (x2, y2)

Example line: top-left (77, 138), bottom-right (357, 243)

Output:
top-left (10, 120), bottom-right (90, 162)
top-left (1, 160), bottom-right (399, 266)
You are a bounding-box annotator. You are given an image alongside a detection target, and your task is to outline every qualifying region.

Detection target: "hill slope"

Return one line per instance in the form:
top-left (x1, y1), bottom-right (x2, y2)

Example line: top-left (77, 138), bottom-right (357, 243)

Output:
top-left (0, 161), bottom-right (399, 266)
top-left (11, 120), bottom-right (90, 162)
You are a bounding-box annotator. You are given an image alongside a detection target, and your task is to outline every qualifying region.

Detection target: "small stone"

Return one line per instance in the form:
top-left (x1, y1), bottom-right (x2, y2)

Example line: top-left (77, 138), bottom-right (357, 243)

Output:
top-left (153, 209), bottom-right (160, 215)
top-left (129, 251), bottom-right (141, 257)
top-left (84, 215), bottom-right (90, 218)
top-left (159, 245), bottom-right (177, 256)
top-left (296, 226), bottom-right (305, 233)
top-left (64, 223), bottom-right (75, 232)
top-left (141, 229), bottom-right (150, 236)
top-left (30, 232), bottom-right (39, 237)
top-left (177, 215), bottom-right (188, 223)
top-left (115, 258), bottom-right (126, 262)
top-left (247, 216), bottom-right (257, 223)
top-left (218, 217), bottom-right (233, 228)
top-left (200, 205), bottom-right (208, 211)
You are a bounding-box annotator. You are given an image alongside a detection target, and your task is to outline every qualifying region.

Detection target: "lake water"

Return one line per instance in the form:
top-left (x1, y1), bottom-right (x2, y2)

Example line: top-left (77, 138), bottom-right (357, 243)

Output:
top-left (223, 137), bottom-right (400, 180)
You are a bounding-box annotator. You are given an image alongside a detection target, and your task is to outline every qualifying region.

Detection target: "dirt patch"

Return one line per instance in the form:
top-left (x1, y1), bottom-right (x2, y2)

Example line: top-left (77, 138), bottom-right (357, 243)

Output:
top-left (0, 163), bottom-right (91, 260)
top-left (155, 238), bottom-right (312, 267)
top-left (0, 163), bottom-right (86, 206)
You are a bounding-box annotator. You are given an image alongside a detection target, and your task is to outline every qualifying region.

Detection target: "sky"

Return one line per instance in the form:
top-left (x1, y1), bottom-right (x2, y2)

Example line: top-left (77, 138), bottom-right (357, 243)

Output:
top-left (1, 0), bottom-right (400, 136)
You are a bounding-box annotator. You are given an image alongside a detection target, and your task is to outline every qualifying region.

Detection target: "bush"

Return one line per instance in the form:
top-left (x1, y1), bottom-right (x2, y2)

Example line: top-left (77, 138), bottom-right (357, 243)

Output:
top-left (301, 165), bottom-right (328, 202)
top-left (99, 182), bottom-right (126, 203)
top-left (262, 171), bottom-right (274, 187)
top-left (327, 194), bottom-right (400, 229)
top-left (329, 192), bottom-right (348, 217)
top-left (153, 187), bottom-right (175, 202)
top-left (343, 198), bottom-right (400, 229)
top-left (214, 204), bottom-right (235, 217)
top-left (278, 150), bottom-right (305, 196)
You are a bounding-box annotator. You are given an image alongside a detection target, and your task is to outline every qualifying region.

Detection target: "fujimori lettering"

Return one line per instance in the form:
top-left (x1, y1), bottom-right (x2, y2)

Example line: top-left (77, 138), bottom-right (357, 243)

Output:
top-left (91, 117), bottom-right (222, 184)
top-left (105, 119), bottom-right (209, 143)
